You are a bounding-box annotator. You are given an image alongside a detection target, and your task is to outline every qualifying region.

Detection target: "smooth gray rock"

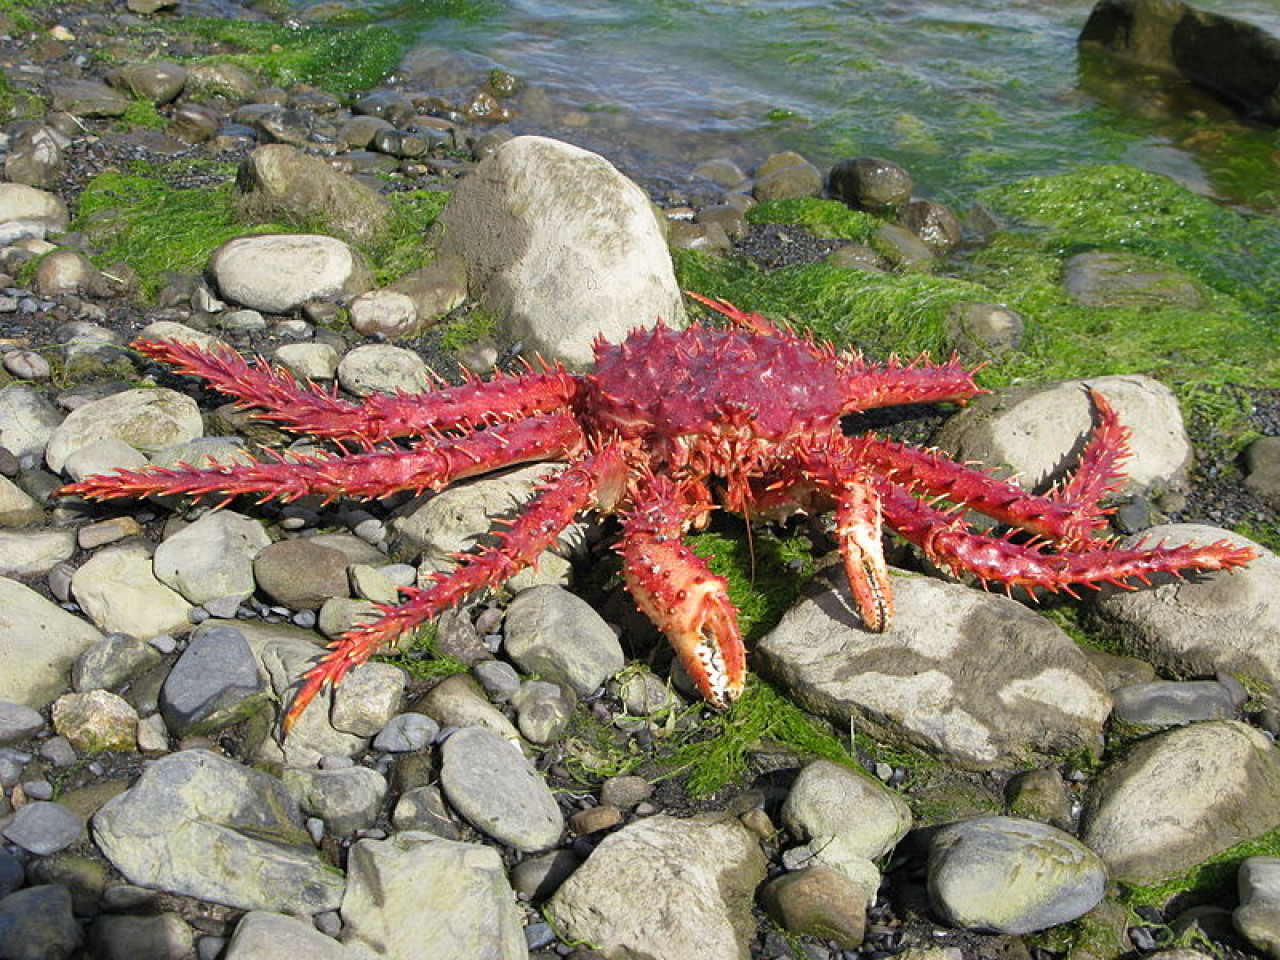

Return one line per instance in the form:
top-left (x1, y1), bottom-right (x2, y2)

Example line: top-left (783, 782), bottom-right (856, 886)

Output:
top-left (161, 625), bottom-right (269, 737)
top-left (340, 833), bottom-right (526, 960)
top-left (439, 725), bottom-right (563, 852)
top-left (373, 712), bottom-right (438, 753)
top-left (335, 344), bottom-right (432, 397)
top-left (436, 135), bottom-right (684, 369)
top-left (71, 541), bottom-right (193, 638)
top-left (0, 384), bottom-right (63, 461)
top-left (511, 679), bottom-right (574, 745)
top-left (330, 662), bottom-right (406, 737)
top-left (1111, 679), bottom-right (1239, 726)
top-left (45, 387), bottom-right (202, 473)
top-left (0, 885), bottom-right (81, 960)
top-left (283, 766), bottom-right (389, 836)
top-left (209, 234), bottom-right (372, 314)
top-left (1062, 250), bottom-right (1205, 308)
top-left (0, 700), bottom-right (43, 743)
top-left (93, 749), bottom-right (345, 913)
top-left (928, 816), bottom-right (1107, 934)
top-left (1081, 721), bottom-right (1280, 885)
top-left (3, 800), bottom-right (82, 855)
top-left (1235, 856), bottom-right (1280, 960)
top-left (548, 814), bottom-right (767, 960)
top-left (88, 913), bottom-right (194, 960)
top-left (0, 576), bottom-right (104, 709)
top-left (72, 632), bottom-right (162, 693)
top-left (504, 584), bottom-right (625, 697)
top-left (153, 510), bottom-right (270, 605)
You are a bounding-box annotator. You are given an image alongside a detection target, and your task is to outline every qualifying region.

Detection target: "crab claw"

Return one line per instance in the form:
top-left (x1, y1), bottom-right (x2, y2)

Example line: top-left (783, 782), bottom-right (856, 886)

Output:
top-left (621, 533), bottom-right (746, 708)
top-left (834, 480), bottom-right (894, 632)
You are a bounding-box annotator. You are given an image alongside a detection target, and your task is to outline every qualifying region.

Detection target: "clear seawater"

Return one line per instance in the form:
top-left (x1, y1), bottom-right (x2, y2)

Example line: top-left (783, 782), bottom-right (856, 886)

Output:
top-left (350, 0), bottom-right (1280, 208)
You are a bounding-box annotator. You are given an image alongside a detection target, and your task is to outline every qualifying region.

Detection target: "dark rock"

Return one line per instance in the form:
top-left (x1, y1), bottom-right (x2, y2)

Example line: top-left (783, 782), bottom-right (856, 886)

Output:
top-left (1080, 0), bottom-right (1280, 125)
top-left (829, 156), bottom-right (913, 213)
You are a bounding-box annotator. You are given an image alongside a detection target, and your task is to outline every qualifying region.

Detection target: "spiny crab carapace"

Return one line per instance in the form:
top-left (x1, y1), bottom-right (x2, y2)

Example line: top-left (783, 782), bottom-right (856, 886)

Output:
top-left (60, 294), bottom-right (1256, 732)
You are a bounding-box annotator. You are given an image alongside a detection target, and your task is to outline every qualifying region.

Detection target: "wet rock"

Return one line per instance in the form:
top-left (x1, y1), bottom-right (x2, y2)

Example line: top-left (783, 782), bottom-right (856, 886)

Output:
top-left (753, 151), bottom-right (824, 202)
top-left (1081, 721), bottom-right (1280, 884)
top-left (829, 156), bottom-right (913, 213)
top-left (283, 765), bottom-right (388, 835)
top-left (71, 541), bottom-right (194, 638)
top-left (1243, 436), bottom-right (1280, 510)
top-left (45, 387), bottom-right (203, 474)
top-left (336, 343), bottom-right (432, 396)
top-left (436, 135), bottom-right (684, 369)
top-left (1235, 856), bottom-right (1280, 959)
top-left (50, 79), bottom-right (130, 117)
top-left (757, 571), bottom-right (1111, 769)
top-left (209, 234), bottom-right (372, 315)
top-left (1091, 527), bottom-right (1279, 703)
top-left (1111, 679), bottom-right (1240, 726)
top-left (874, 222), bottom-right (937, 271)
top-left (548, 813), bottom-right (767, 960)
top-left (759, 866), bottom-right (867, 948)
top-left (1004, 768), bottom-right (1073, 830)
top-left (353, 89), bottom-right (416, 125)
top-left (0, 884), bottom-right (81, 960)
top-left (116, 60), bottom-right (188, 104)
top-left (154, 510), bottom-right (271, 605)
top-left (439, 725), bottom-right (563, 851)
top-left (51, 689), bottom-right (138, 752)
top-left (0, 576), bottom-right (104, 708)
top-left (1062, 250), bottom-right (1205, 308)
top-left (186, 62), bottom-right (259, 103)
top-left (88, 912), bottom-right (194, 960)
top-left (902, 198), bottom-right (963, 253)
top-left (928, 816), bottom-right (1107, 933)
top-left (160, 624), bottom-right (269, 737)
top-left (3, 800), bottom-right (83, 855)
top-left (1079, 0), bottom-right (1280, 126)
top-left (235, 145), bottom-right (392, 247)
top-left (341, 832), bottom-right (526, 960)
top-left (504, 584), bottom-right (626, 697)
top-left (168, 102), bottom-right (222, 143)
top-left (93, 749), bottom-right (345, 913)
top-left (944, 302), bottom-right (1025, 362)
top-left (935, 375), bottom-right (1193, 495)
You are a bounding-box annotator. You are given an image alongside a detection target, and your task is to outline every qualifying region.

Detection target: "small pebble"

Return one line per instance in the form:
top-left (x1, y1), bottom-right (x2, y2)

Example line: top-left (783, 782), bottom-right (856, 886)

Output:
top-left (372, 712), bottom-right (438, 752)
top-left (149, 634), bottom-right (178, 655)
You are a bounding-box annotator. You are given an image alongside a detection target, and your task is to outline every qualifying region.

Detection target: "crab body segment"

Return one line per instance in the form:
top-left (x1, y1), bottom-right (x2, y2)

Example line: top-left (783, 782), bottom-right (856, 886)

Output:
top-left (60, 296), bottom-right (1256, 731)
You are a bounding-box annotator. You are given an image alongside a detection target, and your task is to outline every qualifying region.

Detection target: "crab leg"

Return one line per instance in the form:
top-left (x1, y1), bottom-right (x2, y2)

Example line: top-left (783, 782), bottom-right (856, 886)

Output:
top-left (618, 475), bottom-right (746, 707)
top-left (134, 338), bottom-right (579, 444)
top-left (60, 413), bottom-right (585, 505)
top-left (879, 483), bottom-right (1257, 595)
top-left (853, 390), bottom-right (1130, 545)
top-left (686, 293), bottom-right (983, 411)
top-left (792, 448), bottom-right (895, 631)
top-left (283, 440), bottom-right (630, 733)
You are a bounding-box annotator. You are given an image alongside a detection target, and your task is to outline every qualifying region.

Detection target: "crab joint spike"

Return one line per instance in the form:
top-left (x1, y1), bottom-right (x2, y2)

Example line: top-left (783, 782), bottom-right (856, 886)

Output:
top-left (834, 479), bottom-right (894, 632)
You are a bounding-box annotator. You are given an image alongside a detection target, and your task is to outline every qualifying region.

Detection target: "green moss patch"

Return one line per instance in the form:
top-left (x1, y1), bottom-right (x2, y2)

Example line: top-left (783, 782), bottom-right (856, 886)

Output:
top-left (75, 172), bottom-right (286, 297)
top-left (747, 197), bottom-right (878, 243)
top-left (178, 18), bottom-right (407, 92)
top-left (1119, 824), bottom-right (1280, 910)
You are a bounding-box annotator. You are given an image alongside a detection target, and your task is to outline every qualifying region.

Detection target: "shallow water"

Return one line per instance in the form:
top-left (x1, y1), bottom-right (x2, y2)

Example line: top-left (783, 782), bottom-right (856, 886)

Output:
top-left (357, 0), bottom-right (1280, 209)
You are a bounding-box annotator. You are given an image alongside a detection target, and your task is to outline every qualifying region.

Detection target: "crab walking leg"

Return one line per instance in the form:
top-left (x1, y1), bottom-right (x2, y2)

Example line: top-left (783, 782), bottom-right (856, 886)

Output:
top-left (687, 293), bottom-right (984, 411)
top-left (134, 338), bottom-right (580, 444)
top-left (619, 476), bottom-right (746, 708)
top-left (283, 441), bottom-right (630, 733)
top-left (60, 413), bottom-right (586, 505)
top-left (878, 483), bottom-right (1257, 594)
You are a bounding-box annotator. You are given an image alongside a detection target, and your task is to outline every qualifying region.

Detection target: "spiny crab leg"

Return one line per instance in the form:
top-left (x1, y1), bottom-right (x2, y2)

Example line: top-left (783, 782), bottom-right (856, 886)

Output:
top-left (284, 441), bottom-right (630, 734)
top-left (134, 338), bottom-right (579, 445)
top-left (59, 413), bottom-right (585, 505)
top-left (618, 475), bottom-right (746, 708)
top-left (879, 482), bottom-right (1257, 596)
top-left (687, 292), bottom-right (985, 412)
top-left (853, 389), bottom-right (1129, 546)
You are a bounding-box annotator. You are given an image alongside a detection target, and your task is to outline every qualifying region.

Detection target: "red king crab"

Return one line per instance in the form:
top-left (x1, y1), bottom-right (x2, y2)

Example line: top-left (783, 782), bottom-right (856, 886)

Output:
top-left (60, 294), bottom-right (1256, 732)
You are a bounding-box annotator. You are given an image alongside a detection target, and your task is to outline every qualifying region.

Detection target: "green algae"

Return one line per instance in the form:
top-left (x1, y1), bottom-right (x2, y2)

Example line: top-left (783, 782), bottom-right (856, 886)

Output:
top-left (74, 172), bottom-right (285, 297)
top-left (747, 197), bottom-right (878, 243)
top-left (177, 18), bottom-right (406, 92)
top-left (1119, 824), bottom-right (1280, 910)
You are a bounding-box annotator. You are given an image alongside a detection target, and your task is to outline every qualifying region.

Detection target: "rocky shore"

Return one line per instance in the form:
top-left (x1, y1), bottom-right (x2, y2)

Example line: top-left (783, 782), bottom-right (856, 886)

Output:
top-left (0, 2), bottom-right (1279, 960)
